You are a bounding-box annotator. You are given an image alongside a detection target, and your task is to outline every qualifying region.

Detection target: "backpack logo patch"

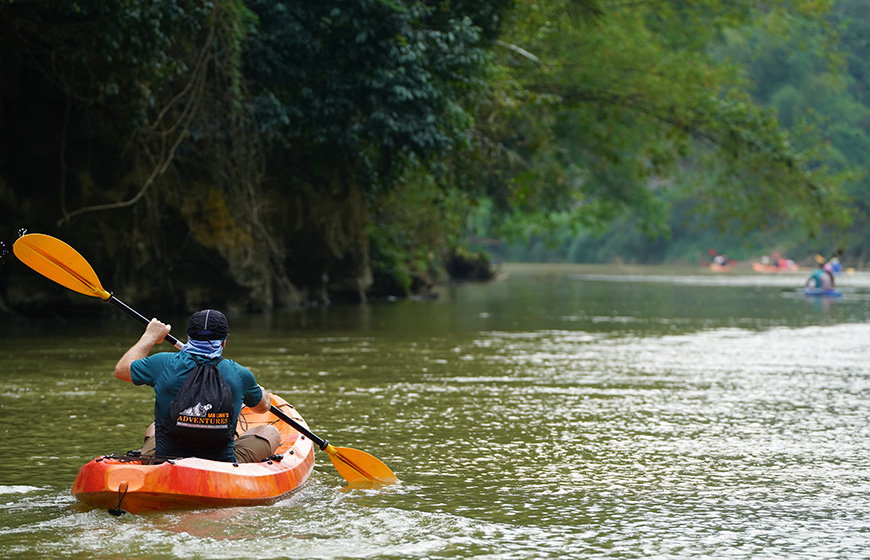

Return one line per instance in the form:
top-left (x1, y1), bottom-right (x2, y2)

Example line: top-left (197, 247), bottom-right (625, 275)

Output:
top-left (180, 402), bottom-right (212, 417)
top-left (175, 402), bottom-right (230, 429)
top-left (165, 358), bottom-right (234, 445)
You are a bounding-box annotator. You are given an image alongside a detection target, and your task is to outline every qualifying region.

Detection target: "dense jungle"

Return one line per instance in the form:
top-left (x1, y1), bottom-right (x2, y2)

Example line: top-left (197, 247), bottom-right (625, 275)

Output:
top-left (0, 0), bottom-right (865, 314)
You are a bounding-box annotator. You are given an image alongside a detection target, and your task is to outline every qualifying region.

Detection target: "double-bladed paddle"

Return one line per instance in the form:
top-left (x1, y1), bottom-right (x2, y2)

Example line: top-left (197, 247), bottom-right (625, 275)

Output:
top-left (12, 233), bottom-right (184, 349)
top-left (813, 247), bottom-right (844, 266)
top-left (13, 233), bottom-right (398, 485)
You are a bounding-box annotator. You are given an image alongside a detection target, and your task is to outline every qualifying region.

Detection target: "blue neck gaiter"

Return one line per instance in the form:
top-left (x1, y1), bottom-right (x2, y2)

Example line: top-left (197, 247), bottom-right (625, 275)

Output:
top-left (181, 338), bottom-right (224, 359)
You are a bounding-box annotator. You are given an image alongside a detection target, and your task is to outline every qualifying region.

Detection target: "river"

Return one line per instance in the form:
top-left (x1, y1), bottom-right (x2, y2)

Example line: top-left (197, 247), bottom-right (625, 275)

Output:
top-left (1, 263), bottom-right (869, 559)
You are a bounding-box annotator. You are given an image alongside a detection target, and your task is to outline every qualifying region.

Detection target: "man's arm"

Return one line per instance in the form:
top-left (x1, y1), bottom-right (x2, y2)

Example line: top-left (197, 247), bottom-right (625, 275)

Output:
top-left (114, 318), bottom-right (171, 383)
top-left (251, 385), bottom-right (272, 413)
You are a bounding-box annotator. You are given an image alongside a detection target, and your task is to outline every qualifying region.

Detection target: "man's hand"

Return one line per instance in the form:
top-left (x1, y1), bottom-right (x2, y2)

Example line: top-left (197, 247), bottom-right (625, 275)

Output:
top-left (142, 318), bottom-right (171, 345)
top-left (114, 319), bottom-right (171, 383)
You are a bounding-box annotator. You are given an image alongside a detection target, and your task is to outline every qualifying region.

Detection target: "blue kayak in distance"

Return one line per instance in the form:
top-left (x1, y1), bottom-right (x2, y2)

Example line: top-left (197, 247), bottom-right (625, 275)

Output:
top-left (804, 287), bottom-right (842, 298)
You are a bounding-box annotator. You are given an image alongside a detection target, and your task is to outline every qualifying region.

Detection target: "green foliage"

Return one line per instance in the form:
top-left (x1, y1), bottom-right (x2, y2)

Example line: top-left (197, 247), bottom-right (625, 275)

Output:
top-left (3, 0), bottom-right (865, 311)
top-left (0, 0), bottom-right (214, 119)
top-left (835, 0), bottom-right (870, 106)
top-left (706, 5), bottom-right (866, 253)
top-left (466, 0), bottom-right (854, 265)
top-left (368, 175), bottom-right (468, 294)
top-left (244, 0), bottom-right (495, 190)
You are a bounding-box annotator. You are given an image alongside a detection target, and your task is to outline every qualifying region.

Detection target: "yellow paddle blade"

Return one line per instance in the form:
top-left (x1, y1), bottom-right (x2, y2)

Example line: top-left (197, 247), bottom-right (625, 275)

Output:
top-left (12, 234), bottom-right (111, 300)
top-left (325, 444), bottom-right (398, 485)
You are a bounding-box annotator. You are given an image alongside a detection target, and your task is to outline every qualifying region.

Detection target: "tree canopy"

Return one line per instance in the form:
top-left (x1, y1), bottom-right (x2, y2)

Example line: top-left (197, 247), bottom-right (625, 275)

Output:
top-left (0, 0), bottom-right (857, 313)
top-left (474, 1), bottom-right (850, 239)
top-left (496, 0), bottom-right (867, 265)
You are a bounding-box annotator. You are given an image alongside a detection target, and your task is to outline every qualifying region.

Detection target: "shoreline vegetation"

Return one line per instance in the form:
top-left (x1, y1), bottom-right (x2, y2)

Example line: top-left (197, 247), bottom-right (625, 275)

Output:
top-left (1, 242), bottom-right (498, 318)
top-left (2, 2), bottom-right (867, 315)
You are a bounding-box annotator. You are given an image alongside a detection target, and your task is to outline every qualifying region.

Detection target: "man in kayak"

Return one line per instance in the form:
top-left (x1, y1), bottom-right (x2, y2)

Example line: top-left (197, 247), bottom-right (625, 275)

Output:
top-left (114, 309), bottom-right (281, 462)
top-left (806, 263), bottom-right (835, 291)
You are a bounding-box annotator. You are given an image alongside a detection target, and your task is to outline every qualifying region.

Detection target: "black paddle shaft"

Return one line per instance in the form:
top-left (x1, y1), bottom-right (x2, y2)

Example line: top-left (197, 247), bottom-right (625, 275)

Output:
top-left (270, 405), bottom-right (329, 450)
top-left (105, 294), bottom-right (182, 348)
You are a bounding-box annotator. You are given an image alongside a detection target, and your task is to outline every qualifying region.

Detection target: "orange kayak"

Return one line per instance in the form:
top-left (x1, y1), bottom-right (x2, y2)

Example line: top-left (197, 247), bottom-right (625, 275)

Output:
top-left (710, 262), bottom-right (734, 273)
top-left (752, 262), bottom-right (799, 273)
top-left (71, 394), bottom-right (315, 514)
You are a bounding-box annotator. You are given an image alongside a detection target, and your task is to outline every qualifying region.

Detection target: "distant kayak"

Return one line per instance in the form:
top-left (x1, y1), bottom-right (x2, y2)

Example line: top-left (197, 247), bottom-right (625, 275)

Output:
top-left (804, 287), bottom-right (842, 298)
top-left (710, 262), bottom-right (734, 273)
top-left (752, 262), bottom-right (799, 273)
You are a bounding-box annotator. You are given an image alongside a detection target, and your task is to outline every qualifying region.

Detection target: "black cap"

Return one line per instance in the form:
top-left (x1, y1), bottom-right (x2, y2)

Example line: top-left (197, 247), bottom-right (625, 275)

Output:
top-left (187, 309), bottom-right (229, 341)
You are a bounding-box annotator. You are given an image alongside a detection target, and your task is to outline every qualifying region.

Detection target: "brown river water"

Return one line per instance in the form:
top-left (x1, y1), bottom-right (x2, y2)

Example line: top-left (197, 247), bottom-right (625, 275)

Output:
top-left (1, 263), bottom-right (869, 559)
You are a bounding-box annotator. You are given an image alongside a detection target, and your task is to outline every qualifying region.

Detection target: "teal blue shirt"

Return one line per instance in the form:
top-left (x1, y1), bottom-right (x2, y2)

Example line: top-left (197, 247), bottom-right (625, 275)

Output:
top-left (131, 351), bottom-right (263, 461)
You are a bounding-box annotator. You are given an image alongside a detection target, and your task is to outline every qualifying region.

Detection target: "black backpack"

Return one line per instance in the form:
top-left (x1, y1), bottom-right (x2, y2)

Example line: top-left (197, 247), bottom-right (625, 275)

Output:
top-left (164, 357), bottom-right (235, 448)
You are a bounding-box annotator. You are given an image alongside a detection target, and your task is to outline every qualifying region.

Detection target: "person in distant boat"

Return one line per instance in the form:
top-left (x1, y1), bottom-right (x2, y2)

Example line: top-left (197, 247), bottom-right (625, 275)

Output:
top-left (114, 309), bottom-right (281, 462)
top-left (806, 263), bottom-right (835, 291)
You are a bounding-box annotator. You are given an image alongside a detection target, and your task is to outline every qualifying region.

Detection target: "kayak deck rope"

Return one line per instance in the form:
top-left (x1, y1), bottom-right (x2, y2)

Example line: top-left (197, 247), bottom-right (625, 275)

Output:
top-left (100, 452), bottom-right (179, 464)
top-left (239, 402), bottom-right (296, 431)
top-left (268, 402), bottom-right (296, 426)
top-left (108, 482), bottom-right (128, 516)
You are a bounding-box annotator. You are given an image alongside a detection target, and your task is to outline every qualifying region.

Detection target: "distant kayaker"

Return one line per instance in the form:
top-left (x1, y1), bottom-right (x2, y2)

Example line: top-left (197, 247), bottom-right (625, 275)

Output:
top-left (114, 309), bottom-right (281, 462)
top-left (806, 263), bottom-right (835, 291)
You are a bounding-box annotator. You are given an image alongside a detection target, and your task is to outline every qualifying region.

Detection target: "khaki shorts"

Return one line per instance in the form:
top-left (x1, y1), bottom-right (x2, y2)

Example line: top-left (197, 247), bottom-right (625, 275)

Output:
top-left (140, 432), bottom-right (274, 463)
